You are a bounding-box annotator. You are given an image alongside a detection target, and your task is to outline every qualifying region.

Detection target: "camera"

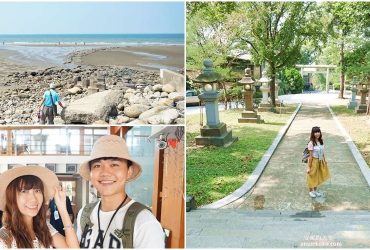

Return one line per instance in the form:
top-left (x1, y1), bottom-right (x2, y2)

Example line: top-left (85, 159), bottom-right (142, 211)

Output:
top-left (157, 135), bottom-right (167, 149)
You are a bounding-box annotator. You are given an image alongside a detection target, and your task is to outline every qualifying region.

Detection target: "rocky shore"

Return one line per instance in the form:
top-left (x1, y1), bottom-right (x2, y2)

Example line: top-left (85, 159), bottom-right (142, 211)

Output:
top-left (0, 65), bottom-right (184, 125)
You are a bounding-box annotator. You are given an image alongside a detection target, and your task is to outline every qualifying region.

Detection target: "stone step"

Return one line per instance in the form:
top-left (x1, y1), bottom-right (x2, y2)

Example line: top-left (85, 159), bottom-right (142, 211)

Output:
top-left (187, 209), bottom-right (370, 248)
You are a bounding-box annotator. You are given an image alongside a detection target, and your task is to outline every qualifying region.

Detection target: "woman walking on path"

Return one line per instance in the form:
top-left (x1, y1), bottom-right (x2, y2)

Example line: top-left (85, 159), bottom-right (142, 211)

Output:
top-left (0, 165), bottom-right (79, 248)
top-left (306, 126), bottom-right (330, 198)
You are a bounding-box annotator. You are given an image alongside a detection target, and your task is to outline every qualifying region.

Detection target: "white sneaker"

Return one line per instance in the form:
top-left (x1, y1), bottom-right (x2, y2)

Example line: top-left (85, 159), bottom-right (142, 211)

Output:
top-left (315, 191), bottom-right (322, 197)
top-left (309, 191), bottom-right (317, 198)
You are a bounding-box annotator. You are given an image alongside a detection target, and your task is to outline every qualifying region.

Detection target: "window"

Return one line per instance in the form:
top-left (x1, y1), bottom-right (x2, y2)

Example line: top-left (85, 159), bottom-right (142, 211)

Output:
top-left (66, 164), bottom-right (77, 173)
top-left (45, 164), bottom-right (56, 172)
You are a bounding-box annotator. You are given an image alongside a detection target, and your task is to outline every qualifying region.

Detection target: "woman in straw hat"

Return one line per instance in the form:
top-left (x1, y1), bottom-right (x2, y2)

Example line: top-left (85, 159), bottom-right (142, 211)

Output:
top-left (0, 165), bottom-right (79, 248)
top-left (77, 134), bottom-right (164, 248)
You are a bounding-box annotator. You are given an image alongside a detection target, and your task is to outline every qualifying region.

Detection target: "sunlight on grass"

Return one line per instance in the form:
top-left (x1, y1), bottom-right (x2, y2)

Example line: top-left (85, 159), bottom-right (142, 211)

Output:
top-left (330, 105), bottom-right (370, 166)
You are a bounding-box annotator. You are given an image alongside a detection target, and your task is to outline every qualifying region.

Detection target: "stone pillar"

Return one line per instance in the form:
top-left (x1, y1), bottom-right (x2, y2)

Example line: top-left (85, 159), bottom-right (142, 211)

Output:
top-left (237, 68), bottom-right (262, 123)
top-left (355, 85), bottom-right (369, 113)
top-left (193, 59), bottom-right (238, 147)
top-left (347, 82), bottom-right (358, 109)
top-left (87, 87), bottom-right (99, 95)
top-left (326, 68), bottom-right (330, 93)
top-left (82, 79), bottom-right (90, 88)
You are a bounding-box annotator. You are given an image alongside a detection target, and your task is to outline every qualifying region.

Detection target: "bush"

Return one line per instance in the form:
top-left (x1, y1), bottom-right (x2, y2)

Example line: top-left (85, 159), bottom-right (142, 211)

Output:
top-left (281, 68), bottom-right (304, 94)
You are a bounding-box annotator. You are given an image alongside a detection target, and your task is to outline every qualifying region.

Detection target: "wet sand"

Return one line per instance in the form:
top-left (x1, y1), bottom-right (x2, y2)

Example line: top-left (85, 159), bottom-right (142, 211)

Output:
top-left (0, 49), bottom-right (46, 77)
top-left (72, 45), bottom-right (184, 72)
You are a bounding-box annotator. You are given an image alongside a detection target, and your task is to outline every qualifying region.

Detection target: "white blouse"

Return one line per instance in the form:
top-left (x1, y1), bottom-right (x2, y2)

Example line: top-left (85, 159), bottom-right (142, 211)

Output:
top-left (0, 221), bottom-right (58, 248)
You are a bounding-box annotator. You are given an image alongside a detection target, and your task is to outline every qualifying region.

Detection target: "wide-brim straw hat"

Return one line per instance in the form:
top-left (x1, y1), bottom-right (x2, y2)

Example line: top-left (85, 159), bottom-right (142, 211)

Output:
top-left (79, 135), bottom-right (142, 182)
top-left (0, 165), bottom-right (59, 211)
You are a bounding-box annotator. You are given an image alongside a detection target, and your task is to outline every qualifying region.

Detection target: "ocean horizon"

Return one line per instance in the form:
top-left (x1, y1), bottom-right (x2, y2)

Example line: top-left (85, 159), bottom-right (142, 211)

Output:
top-left (0, 33), bottom-right (184, 46)
top-left (0, 33), bottom-right (184, 68)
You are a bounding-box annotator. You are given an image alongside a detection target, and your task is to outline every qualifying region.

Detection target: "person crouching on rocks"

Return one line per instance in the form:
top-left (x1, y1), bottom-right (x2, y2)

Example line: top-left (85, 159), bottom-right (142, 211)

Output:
top-left (39, 83), bottom-right (65, 125)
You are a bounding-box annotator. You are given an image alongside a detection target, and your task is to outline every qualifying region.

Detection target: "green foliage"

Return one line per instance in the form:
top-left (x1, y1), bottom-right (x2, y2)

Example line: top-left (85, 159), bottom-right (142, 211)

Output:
top-left (281, 68), bottom-right (304, 94)
top-left (345, 41), bottom-right (370, 79)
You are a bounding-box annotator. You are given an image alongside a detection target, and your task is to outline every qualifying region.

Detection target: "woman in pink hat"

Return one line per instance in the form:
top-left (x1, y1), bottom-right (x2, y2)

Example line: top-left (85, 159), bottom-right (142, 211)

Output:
top-left (0, 165), bottom-right (79, 248)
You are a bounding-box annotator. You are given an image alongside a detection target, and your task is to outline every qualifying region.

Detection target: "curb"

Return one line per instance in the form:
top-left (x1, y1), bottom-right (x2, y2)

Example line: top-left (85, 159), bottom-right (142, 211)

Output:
top-left (202, 103), bottom-right (303, 209)
top-left (327, 105), bottom-right (370, 187)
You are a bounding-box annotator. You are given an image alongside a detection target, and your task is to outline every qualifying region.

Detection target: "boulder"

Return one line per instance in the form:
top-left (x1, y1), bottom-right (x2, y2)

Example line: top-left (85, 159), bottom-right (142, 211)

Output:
top-left (146, 109), bottom-right (180, 125)
top-left (62, 90), bottom-right (123, 124)
top-left (162, 84), bottom-right (176, 93)
top-left (124, 104), bottom-right (151, 118)
top-left (67, 86), bottom-right (82, 95)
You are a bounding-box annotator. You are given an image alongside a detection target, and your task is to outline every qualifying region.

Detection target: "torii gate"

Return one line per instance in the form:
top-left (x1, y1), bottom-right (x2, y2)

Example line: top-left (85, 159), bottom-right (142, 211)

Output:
top-left (296, 64), bottom-right (337, 93)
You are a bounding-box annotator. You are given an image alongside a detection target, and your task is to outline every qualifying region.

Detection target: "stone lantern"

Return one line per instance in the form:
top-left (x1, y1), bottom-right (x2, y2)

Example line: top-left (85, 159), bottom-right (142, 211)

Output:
top-left (258, 70), bottom-right (272, 112)
top-left (347, 77), bottom-right (359, 109)
top-left (193, 59), bottom-right (238, 147)
top-left (356, 79), bottom-right (369, 113)
top-left (238, 68), bottom-right (262, 123)
top-left (275, 79), bottom-right (281, 105)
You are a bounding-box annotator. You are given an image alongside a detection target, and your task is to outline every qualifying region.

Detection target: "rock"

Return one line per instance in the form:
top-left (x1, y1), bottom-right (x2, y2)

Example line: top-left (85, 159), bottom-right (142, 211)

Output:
top-left (124, 92), bottom-right (135, 99)
top-left (143, 86), bottom-right (151, 93)
top-left (67, 86), bottom-right (82, 95)
top-left (124, 104), bottom-right (151, 118)
top-left (4, 110), bottom-right (12, 115)
top-left (138, 106), bottom-right (168, 120)
top-left (62, 90), bottom-right (123, 124)
top-left (117, 103), bottom-right (125, 111)
top-left (176, 100), bottom-right (185, 110)
top-left (0, 120), bottom-right (6, 124)
top-left (127, 119), bottom-right (147, 125)
top-left (175, 118), bottom-right (184, 124)
top-left (168, 92), bottom-right (184, 102)
top-left (147, 109), bottom-right (179, 124)
top-left (162, 84), bottom-right (176, 93)
top-left (116, 115), bottom-right (130, 124)
top-left (152, 99), bottom-right (174, 107)
top-left (152, 84), bottom-right (162, 92)
top-left (160, 92), bottom-right (169, 98)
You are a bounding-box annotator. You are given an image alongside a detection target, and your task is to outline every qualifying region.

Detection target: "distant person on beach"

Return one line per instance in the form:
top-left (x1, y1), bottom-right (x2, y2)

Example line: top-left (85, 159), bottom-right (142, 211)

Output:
top-left (39, 83), bottom-right (65, 125)
top-left (306, 126), bottom-right (330, 198)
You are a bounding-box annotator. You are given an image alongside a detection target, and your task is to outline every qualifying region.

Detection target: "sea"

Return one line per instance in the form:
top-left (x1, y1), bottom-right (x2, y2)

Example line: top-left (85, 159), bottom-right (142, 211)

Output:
top-left (0, 33), bottom-right (184, 67)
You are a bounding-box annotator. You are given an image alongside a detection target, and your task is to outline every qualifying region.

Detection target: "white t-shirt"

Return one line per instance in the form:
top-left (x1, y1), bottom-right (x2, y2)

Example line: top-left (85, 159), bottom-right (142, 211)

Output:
top-left (0, 221), bottom-right (58, 248)
top-left (76, 199), bottom-right (164, 248)
top-left (307, 141), bottom-right (325, 160)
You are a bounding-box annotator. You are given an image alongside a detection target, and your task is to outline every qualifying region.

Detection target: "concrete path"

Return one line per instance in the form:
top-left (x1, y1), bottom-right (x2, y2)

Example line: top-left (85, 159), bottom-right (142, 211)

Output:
top-left (186, 103), bottom-right (370, 247)
top-left (187, 209), bottom-right (370, 248)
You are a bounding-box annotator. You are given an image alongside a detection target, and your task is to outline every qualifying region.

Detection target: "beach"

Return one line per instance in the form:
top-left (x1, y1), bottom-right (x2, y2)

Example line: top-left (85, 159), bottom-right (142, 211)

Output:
top-left (70, 45), bottom-right (184, 72)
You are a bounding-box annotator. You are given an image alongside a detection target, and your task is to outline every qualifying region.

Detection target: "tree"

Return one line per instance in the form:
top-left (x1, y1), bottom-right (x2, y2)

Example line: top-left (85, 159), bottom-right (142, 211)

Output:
top-left (229, 2), bottom-right (328, 107)
top-left (186, 2), bottom-right (238, 109)
top-left (324, 2), bottom-right (370, 99)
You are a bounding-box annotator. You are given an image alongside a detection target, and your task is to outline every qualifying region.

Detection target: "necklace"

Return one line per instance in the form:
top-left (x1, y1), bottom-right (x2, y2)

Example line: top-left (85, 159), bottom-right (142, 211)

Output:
top-left (97, 195), bottom-right (128, 245)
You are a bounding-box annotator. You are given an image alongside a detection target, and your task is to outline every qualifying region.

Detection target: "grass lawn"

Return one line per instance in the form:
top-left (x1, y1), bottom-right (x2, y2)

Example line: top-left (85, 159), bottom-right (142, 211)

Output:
top-left (186, 105), bottom-right (297, 207)
top-left (330, 105), bottom-right (370, 166)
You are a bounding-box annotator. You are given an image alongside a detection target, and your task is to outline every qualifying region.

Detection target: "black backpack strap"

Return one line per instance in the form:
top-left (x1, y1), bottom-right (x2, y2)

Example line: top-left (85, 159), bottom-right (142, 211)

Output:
top-left (120, 202), bottom-right (149, 248)
top-left (49, 90), bottom-right (55, 105)
top-left (0, 227), bottom-right (13, 248)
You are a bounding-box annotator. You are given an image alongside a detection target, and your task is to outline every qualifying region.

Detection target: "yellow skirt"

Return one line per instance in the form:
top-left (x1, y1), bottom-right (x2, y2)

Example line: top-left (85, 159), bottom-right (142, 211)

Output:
top-left (307, 158), bottom-right (330, 188)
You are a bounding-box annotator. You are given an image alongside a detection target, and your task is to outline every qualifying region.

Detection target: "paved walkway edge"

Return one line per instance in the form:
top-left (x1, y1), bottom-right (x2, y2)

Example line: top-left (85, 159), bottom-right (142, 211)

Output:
top-left (202, 103), bottom-right (303, 209)
top-left (328, 105), bottom-right (370, 187)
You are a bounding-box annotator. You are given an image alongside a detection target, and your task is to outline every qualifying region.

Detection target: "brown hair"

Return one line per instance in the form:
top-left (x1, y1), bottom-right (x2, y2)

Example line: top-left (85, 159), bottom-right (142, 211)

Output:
top-left (310, 126), bottom-right (324, 146)
top-left (3, 175), bottom-right (53, 248)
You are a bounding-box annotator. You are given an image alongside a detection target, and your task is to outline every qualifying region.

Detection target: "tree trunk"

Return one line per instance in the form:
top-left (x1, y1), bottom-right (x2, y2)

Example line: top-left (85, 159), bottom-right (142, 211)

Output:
top-left (269, 63), bottom-right (276, 107)
top-left (367, 85), bottom-right (370, 115)
top-left (338, 39), bottom-right (345, 99)
top-left (220, 82), bottom-right (228, 110)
